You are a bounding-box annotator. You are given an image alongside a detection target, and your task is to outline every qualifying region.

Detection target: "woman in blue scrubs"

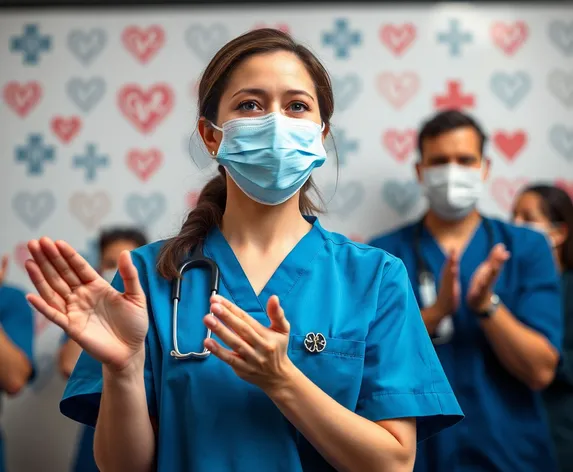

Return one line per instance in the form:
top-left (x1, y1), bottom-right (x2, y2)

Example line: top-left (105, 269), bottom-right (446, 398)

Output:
top-left (0, 255), bottom-right (34, 472)
top-left (23, 29), bottom-right (463, 472)
top-left (513, 184), bottom-right (573, 472)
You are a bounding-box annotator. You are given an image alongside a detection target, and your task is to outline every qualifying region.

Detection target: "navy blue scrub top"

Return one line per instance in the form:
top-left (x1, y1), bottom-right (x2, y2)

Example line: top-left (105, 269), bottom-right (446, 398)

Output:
top-left (369, 216), bottom-right (563, 472)
top-left (0, 285), bottom-right (35, 472)
top-left (61, 217), bottom-right (463, 472)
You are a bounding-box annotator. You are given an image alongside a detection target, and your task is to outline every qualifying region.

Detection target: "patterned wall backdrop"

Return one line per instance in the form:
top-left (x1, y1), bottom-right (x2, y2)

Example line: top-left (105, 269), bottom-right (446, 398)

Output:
top-left (0, 4), bottom-right (572, 471)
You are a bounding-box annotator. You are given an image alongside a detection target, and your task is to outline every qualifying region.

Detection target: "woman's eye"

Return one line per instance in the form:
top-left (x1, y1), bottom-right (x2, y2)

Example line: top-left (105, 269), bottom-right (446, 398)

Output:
top-left (238, 101), bottom-right (260, 111)
top-left (289, 102), bottom-right (308, 113)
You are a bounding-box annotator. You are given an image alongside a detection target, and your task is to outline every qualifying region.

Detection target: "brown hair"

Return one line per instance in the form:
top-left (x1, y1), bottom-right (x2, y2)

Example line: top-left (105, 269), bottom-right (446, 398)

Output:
top-left (157, 28), bottom-right (335, 279)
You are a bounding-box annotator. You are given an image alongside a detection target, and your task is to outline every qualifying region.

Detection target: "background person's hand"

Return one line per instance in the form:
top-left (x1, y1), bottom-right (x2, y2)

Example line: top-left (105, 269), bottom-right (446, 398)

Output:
top-left (25, 237), bottom-right (149, 372)
top-left (203, 294), bottom-right (293, 393)
top-left (0, 255), bottom-right (9, 287)
top-left (467, 243), bottom-right (511, 312)
top-left (434, 251), bottom-right (461, 316)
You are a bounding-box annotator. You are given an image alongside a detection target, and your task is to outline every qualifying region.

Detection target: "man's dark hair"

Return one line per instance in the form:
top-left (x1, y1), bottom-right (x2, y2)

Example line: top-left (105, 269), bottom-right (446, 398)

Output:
top-left (417, 109), bottom-right (488, 159)
top-left (98, 227), bottom-right (148, 255)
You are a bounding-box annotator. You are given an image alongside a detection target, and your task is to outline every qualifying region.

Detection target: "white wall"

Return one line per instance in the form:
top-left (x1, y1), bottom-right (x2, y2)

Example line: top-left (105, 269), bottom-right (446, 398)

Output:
top-left (0, 3), bottom-right (572, 471)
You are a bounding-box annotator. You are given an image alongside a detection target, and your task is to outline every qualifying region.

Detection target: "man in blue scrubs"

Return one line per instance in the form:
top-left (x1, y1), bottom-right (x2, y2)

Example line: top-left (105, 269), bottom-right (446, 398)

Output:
top-left (369, 110), bottom-right (563, 471)
top-left (0, 255), bottom-right (34, 472)
top-left (57, 227), bottom-right (147, 472)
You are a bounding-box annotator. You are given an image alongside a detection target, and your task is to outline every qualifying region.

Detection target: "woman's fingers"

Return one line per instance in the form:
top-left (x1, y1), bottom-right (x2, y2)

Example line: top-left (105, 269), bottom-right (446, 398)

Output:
top-left (204, 338), bottom-right (251, 371)
top-left (118, 251), bottom-right (145, 305)
top-left (210, 295), bottom-right (267, 336)
top-left (211, 302), bottom-right (266, 347)
top-left (55, 240), bottom-right (100, 284)
top-left (204, 314), bottom-right (261, 364)
top-left (26, 293), bottom-right (69, 331)
top-left (39, 237), bottom-right (82, 289)
top-left (25, 259), bottom-right (67, 312)
top-left (28, 239), bottom-right (73, 300)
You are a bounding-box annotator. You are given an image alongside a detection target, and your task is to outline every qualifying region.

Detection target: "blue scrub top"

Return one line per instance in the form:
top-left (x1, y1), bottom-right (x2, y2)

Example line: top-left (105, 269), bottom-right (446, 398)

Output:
top-left (369, 216), bottom-right (563, 472)
top-left (0, 285), bottom-right (35, 472)
top-left (60, 333), bottom-right (99, 472)
top-left (61, 217), bottom-right (463, 471)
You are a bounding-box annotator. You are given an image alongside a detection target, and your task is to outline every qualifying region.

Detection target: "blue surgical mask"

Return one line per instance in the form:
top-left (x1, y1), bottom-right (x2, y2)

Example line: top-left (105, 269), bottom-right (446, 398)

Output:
top-left (211, 112), bottom-right (327, 205)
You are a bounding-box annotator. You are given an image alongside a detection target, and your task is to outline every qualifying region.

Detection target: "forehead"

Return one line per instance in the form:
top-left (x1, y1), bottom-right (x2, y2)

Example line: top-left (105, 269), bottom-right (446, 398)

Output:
top-left (101, 239), bottom-right (139, 259)
top-left (422, 127), bottom-right (481, 156)
top-left (224, 50), bottom-right (316, 95)
top-left (515, 192), bottom-right (543, 212)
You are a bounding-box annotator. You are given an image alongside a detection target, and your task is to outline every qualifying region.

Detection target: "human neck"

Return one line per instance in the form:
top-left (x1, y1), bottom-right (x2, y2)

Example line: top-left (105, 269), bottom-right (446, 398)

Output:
top-left (220, 186), bottom-right (311, 251)
top-left (424, 209), bottom-right (482, 245)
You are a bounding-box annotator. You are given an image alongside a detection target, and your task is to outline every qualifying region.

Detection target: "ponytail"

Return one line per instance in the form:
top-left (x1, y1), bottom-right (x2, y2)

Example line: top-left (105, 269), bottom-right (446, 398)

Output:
top-left (157, 165), bottom-right (227, 280)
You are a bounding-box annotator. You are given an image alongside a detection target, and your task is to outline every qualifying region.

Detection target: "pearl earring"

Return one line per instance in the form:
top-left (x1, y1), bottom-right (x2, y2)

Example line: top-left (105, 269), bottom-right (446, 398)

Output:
top-left (211, 150), bottom-right (216, 156)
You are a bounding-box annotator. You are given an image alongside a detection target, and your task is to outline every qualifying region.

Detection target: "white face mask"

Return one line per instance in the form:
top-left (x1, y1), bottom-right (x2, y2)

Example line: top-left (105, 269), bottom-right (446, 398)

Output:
top-left (100, 269), bottom-right (117, 284)
top-left (516, 222), bottom-right (557, 248)
top-left (421, 164), bottom-right (484, 221)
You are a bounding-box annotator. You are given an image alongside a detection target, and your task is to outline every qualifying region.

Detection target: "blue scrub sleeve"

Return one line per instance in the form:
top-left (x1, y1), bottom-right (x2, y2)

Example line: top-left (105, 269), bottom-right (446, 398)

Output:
top-left (514, 231), bottom-right (563, 352)
top-left (60, 259), bottom-right (157, 427)
top-left (355, 259), bottom-right (463, 441)
top-left (0, 287), bottom-right (35, 377)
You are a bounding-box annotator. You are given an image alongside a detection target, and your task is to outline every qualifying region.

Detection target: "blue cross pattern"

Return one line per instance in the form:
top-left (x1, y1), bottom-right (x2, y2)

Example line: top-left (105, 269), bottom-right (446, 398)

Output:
top-left (437, 19), bottom-right (473, 56)
top-left (10, 24), bottom-right (52, 65)
top-left (322, 19), bottom-right (362, 59)
top-left (16, 134), bottom-right (55, 175)
top-left (73, 144), bottom-right (109, 182)
top-left (332, 129), bottom-right (359, 167)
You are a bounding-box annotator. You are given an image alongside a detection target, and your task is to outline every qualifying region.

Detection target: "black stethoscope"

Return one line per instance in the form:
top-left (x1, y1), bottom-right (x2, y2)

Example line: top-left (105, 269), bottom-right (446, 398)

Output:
top-left (414, 216), bottom-right (494, 345)
top-left (170, 244), bottom-right (220, 360)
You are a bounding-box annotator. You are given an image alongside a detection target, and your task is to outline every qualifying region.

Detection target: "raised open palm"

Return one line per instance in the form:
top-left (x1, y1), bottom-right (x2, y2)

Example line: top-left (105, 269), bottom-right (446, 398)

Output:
top-left (25, 237), bottom-right (149, 371)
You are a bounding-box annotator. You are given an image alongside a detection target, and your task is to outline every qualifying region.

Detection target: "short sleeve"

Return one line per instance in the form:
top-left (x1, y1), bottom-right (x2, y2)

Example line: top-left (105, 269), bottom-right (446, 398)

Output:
top-left (355, 259), bottom-right (464, 442)
top-left (59, 257), bottom-right (157, 427)
top-left (0, 286), bottom-right (35, 376)
top-left (515, 230), bottom-right (563, 352)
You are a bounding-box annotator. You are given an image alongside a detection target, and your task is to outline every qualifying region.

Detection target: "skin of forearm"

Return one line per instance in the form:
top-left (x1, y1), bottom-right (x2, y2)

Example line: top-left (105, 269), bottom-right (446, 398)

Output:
top-left (58, 339), bottom-right (83, 378)
top-left (0, 327), bottom-right (32, 395)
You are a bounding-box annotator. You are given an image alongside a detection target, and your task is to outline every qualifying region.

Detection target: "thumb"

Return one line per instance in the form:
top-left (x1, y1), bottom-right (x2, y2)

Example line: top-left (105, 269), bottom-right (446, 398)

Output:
top-left (266, 295), bottom-right (289, 334)
top-left (118, 251), bottom-right (145, 304)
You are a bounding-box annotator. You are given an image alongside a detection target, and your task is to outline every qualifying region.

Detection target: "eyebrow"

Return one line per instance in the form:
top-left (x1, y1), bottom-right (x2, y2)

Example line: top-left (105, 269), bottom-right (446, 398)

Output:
top-left (231, 88), bottom-right (315, 101)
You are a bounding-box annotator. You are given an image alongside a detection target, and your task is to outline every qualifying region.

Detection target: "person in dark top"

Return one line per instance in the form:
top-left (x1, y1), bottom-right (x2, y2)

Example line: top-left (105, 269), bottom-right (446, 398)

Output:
top-left (513, 184), bottom-right (573, 472)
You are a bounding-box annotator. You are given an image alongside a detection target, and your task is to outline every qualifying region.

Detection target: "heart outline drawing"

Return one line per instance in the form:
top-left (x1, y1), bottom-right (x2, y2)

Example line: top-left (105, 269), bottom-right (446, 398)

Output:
top-left (12, 191), bottom-right (56, 230)
top-left (324, 181), bottom-right (365, 217)
top-left (126, 193), bottom-right (166, 227)
top-left (490, 177), bottom-right (529, 211)
top-left (51, 116), bottom-right (82, 144)
top-left (377, 72), bottom-right (420, 109)
top-left (117, 83), bottom-right (174, 134)
top-left (379, 23), bottom-right (417, 57)
top-left (122, 25), bottom-right (165, 64)
top-left (382, 180), bottom-right (421, 215)
top-left (548, 20), bottom-right (573, 56)
top-left (492, 130), bottom-right (527, 161)
top-left (549, 124), bottom-right (573, 161)
top-left (13, 243), bottom-right (30, 270)
top-left (548, 69), bottom-right (573, 108)
top-left (332, 74), bottom-right (362, 112)
top-left (66, 77), bottom-right (106, 113)
top-left (3, 81), bottom-right (42, 117)
top-left (67, 29), bottom-right (107, 66)
top-left (127, 149), bottom-right (163, 181)
top-left (491, 21), bottom-right (528, 56)
top-left (69, 191), bottom-right (112, 230)
top-left (185, 24), bottom-right (229, 62)
top-left (382, 129), bottom-right (417, 162)
top-left (490, 71), bottom-right (531, 109)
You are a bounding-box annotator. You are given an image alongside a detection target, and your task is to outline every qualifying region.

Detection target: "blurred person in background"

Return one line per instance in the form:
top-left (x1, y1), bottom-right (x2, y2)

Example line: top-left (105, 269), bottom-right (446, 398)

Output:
top-left (0, 255), bottom-right (34, 472)
top-left (58, 227), bottom-right (147, 472)
top-left (24, 29), bottom-right (463, 472)
top-left (513, 184), bottom-right (573, 472)
top-left (369, 110), bottom-right (562, 472)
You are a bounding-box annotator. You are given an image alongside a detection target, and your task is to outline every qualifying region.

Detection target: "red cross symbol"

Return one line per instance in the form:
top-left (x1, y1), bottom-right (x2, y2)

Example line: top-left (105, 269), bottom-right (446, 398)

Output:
top-left (433, 80), bottom-right (475, 110)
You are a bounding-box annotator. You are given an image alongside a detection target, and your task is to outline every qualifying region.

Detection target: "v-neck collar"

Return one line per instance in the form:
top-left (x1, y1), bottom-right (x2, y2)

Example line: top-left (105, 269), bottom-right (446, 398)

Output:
top-left (421, 216), bottom-right (485, 263)
top-left (204, 216), bottom-right (325, 314)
